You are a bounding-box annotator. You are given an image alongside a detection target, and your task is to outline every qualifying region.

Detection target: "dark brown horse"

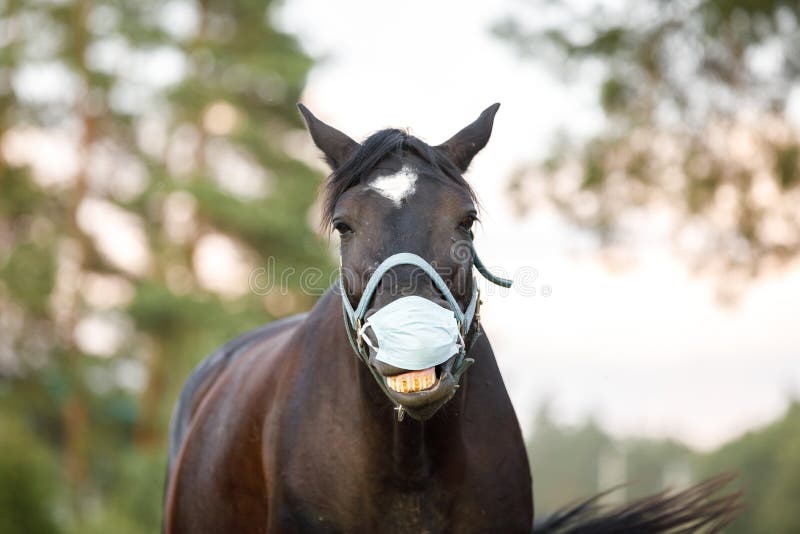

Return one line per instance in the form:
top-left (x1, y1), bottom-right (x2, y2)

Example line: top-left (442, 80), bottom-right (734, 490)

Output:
top-left (163, 105), bottom-right (742, 533)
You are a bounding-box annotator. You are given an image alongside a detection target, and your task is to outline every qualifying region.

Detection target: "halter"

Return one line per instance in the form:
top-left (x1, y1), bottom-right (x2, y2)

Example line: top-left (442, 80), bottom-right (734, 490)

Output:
top-left (339, 234), bottom-right (512, 420)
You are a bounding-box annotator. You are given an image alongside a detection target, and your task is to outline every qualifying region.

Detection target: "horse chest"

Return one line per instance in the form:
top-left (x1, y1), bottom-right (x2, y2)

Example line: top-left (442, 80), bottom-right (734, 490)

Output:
top-left (282, 475), bottom-right (453, 533)
top-left (373, 486), bottom-right (449, 534)
top-left (276, 427), bottom-right (462, 532)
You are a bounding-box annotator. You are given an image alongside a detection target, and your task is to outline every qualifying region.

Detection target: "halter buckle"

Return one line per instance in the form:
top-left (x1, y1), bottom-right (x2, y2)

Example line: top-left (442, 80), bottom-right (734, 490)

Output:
top-left (355, 317), bottom-right (363, 350)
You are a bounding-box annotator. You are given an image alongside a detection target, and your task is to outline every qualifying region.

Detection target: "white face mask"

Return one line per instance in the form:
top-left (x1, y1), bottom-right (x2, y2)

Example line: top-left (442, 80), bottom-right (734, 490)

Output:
top-left (358, 296), bottom-right (462, 371)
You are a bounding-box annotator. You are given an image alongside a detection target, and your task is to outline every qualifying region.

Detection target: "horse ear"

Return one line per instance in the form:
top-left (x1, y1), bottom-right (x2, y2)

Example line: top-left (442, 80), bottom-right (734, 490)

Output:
top-left (297, 103), bottom-right (359, 169)
top-left (436, 103), bottom-right (500, 173)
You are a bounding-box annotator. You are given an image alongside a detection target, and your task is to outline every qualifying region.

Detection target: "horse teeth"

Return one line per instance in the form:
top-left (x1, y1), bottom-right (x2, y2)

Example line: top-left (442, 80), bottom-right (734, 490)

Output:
top-left (385, 367), bottom-right (436, 393)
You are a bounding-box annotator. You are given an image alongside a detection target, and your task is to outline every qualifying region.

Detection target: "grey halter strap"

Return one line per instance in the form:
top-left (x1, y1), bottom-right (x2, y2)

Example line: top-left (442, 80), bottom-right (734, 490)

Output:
top-left (340, 252), bottom-right (479, 336)
top-left (338, 243), bottom-right (511, 421)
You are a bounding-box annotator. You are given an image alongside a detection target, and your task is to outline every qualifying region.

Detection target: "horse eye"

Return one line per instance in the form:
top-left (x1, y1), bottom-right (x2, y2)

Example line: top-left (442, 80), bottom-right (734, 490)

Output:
top-left (459, 215), bottom-right (476, 231)
top-left (334, 222), bottom-right (353, 235)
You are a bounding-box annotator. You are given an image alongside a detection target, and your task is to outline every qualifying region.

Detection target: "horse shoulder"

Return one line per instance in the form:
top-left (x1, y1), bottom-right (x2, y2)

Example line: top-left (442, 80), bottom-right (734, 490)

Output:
top-left (163, 314), bottom-right (306, 533)
top-left (166, 314), bottom-right (307, 468)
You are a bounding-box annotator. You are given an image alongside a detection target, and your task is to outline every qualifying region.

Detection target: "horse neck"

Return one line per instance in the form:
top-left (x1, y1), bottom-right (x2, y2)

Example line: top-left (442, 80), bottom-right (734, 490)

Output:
top-left (389, 414), bottom-right (439, 483)
top-left (350, 335), bottom-right (467, 485)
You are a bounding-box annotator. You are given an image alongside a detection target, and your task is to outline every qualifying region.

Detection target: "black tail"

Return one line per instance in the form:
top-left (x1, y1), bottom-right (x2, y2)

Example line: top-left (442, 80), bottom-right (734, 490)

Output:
top-left (534, 474), bottom-right (743, 533)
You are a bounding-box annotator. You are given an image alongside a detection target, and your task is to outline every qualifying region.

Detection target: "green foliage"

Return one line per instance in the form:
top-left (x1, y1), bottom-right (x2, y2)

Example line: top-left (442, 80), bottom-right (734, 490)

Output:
top-left (0, 411), bottom-right (62, 534)
top-left (495, 0), bottom-right (800, 290)
top-left (528, 406), bottom-right (610, 512)
top-left (68, 450), bottom-right (166, 534)
top-left (599, 76), bottom-right (631, 114)
top-left (128, 281), bottom-right (227, 335)
top-left (775, 144), bottom-right (799, 189)
top-left (696, 402), bottom-right (800, 533)
top-left (1, 243), bottom-right (56, 313)
top-left (0, 169), bottom-right (48, 217)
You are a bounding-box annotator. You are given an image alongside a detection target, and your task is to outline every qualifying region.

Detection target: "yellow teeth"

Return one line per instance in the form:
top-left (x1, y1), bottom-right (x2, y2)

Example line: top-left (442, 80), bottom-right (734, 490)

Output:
top-left (386, 367), bottom-right (436, 393)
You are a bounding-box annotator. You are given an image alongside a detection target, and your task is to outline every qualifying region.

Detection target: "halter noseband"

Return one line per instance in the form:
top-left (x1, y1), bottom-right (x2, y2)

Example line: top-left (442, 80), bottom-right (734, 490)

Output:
top-left (339, 235), bottom-right (511, 420)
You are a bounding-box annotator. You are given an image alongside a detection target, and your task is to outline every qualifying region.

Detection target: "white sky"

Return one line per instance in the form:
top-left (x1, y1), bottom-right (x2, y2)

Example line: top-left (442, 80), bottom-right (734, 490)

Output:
top-left (277, 0), bottom-right (800, 450)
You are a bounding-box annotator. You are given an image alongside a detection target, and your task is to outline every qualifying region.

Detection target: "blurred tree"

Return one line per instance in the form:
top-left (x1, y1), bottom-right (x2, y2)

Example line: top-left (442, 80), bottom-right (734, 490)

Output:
top-left (527, 405), bottom-right (693, 514)
top-left (528, 405), bottom-right (612, 513)
top-left (0, 411), bottom-right (62, 534)
top-left (0, 0), bottom-right (331, 530)
top-left (528, 402), bottom-right (800, 531)
top-left (696, 401), bottom-right (800, 533)
top-left (494, 0), bottom-right (800, 298)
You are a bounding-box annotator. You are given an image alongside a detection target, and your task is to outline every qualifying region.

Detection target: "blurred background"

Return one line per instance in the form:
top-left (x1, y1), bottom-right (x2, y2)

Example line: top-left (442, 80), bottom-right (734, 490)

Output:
top-left (1, 0), bottom-right (799, 532)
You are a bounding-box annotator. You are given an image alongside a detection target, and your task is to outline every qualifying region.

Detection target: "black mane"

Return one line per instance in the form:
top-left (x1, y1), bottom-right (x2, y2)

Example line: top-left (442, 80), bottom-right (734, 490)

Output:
top-left (321, 128), bottom-right (477, 228)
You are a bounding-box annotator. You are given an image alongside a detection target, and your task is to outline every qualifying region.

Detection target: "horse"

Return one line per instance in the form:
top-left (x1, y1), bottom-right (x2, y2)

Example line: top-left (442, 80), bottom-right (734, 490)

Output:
top-left (163, 104), bottom-right (742, 533)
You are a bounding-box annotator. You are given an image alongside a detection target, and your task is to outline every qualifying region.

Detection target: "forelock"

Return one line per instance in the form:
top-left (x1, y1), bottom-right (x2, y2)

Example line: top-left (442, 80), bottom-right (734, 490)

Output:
top-left (320, 129), bottom-right (476, 229)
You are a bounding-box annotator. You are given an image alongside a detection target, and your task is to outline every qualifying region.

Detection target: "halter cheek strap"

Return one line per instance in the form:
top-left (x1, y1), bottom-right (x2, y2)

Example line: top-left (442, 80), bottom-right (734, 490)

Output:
top-left (341, 252), bottom-right (479, 336)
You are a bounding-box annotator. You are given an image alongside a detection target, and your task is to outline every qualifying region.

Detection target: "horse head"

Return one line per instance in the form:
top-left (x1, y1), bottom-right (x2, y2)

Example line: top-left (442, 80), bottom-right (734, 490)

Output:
top-left (299, 103), bottom-right (501, 421)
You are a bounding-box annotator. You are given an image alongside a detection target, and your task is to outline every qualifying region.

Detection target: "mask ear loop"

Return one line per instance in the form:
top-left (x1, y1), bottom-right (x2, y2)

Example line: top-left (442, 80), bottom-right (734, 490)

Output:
top-left (358, 320), bottom-right (379, 352)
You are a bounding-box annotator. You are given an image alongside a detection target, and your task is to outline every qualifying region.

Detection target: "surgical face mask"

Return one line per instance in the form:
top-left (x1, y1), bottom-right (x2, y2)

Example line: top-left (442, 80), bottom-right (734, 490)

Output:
top-left (358, 295), bottom-right (462, 371)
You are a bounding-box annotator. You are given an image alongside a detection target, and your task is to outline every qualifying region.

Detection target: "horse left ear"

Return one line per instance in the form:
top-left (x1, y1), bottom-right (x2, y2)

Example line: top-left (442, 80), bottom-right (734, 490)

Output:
top-left (297, 103), bottom-right (360, 169)
top-left (436, 103), bottom-right (500, 173)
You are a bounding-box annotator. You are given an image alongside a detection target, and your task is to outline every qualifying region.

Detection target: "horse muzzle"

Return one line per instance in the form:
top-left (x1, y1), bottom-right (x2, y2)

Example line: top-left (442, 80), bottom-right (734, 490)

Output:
top-left (340, 252), bottom-right (484, 421)
top-left (370, 351), bottom-right (462, 420)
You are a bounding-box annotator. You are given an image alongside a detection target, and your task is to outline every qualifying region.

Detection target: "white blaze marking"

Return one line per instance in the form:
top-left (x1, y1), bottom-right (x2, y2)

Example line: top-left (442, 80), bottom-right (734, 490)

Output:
top-left (368, 165), bottom-right (417, 207)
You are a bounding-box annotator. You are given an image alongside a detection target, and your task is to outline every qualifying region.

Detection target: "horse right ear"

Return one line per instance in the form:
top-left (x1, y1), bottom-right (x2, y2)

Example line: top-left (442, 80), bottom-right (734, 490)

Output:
top-left (297, 103), bottom-right (359, 170)
top-left (436, 103), bottom-right (500, 173)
